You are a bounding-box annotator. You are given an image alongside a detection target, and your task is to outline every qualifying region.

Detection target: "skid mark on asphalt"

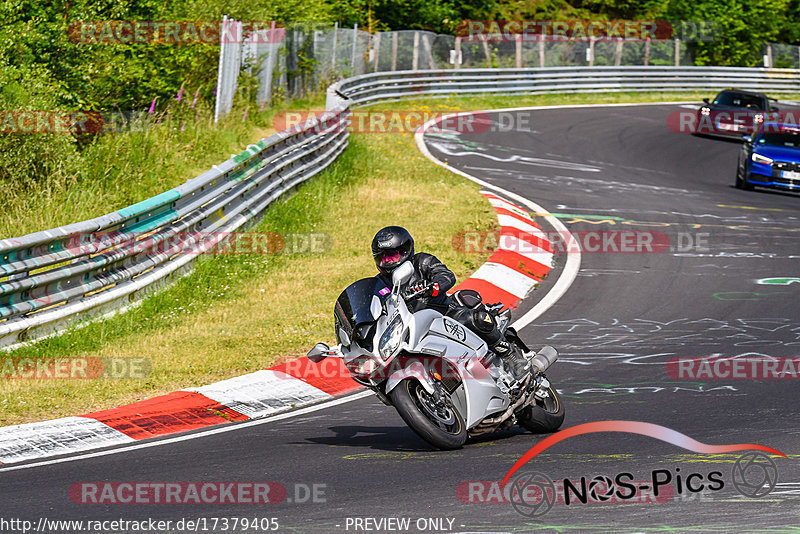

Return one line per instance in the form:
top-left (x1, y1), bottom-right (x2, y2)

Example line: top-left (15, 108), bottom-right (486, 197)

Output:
top-left (559, 384), bottom-right (738, 396)
top-left (459, 165), bottom-right (695, 196)
top-left (577, 268), bottom-right (643, 277)
top-left (425, 134), bottom-right (602, 171)
top-left (583, 159), bottom-right (675, 176)
top-left (526, 317), bottom-right (800, 351)
top-left (431, 146), bottom-right (602, 173)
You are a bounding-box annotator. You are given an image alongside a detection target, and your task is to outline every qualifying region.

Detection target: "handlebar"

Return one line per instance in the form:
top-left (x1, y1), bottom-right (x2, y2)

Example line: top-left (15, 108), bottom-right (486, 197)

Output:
top-left (403, 281), bottom-right (433, 300)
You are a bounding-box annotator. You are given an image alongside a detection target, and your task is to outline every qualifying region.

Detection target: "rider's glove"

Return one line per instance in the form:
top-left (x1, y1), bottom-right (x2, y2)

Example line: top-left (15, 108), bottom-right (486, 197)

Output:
top-left (405, 281), bottom-right (438, 299)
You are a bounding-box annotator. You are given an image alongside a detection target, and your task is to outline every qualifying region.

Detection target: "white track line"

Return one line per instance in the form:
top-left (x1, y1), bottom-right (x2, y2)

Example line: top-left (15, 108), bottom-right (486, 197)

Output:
top-left (414, 106), bottom-right (584, 329)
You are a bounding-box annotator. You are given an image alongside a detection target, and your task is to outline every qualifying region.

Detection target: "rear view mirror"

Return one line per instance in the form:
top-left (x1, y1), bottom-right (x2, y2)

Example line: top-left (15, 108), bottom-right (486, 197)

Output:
top-left (742, 135), bottom-right (752, 143)
top-left (307, 343), bottom-right (330, 363)
top-left (703, 98), bottom-right (709, 104)
top-left (391, 261), bottom-right (414, 287)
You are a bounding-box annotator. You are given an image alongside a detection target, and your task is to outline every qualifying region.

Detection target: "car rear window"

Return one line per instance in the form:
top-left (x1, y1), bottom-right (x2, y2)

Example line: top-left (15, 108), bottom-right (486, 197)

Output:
top-left (713, 92), bottom-right (766, 109)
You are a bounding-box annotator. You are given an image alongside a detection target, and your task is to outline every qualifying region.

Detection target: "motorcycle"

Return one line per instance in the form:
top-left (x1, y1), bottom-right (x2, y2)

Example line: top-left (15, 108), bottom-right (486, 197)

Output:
top-left (307, 261), bottom-right (565, 450)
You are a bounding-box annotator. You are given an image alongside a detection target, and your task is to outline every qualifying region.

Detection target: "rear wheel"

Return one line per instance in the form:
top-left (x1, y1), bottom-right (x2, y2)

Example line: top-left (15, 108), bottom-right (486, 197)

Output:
top-left (517, 385), bottom-right (565, 434)
top-left (390, 379), bottom-right (467, 450)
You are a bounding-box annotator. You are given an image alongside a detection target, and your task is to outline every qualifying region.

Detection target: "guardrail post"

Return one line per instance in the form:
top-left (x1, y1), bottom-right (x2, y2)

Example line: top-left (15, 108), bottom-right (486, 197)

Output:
top-left (539, 38), bottom-right (545, 67)
top-left (614, 40), bottom-right (623, 66)
top-left (351, 24), bottom-right (358, 74)
top-left (256, 21), bottom-right (278, 107)
top-left (454, 36), bottom-right (461, 69)
top-left (765, 44), bottom-right (773, 68)
top-left (413, 31), bottom-right (420, 70)
top-left (373, 32), bottom-right (381, 72)
top-left (674, 38), bottom-right (680, 66)
top-left (481, 38), bottom-right (491, 67)
top-left (644, 35), bottom-right (650, 66)
top-left (331, 22), bottom-right (338, 72)
top-left (422, 33), bottom-right (436, 69)
top-left (515, 34), bottom-right (522, 68)
top-left (391, 32), bottom-right (398, 70)
top-left (214, 15), bottom-right (242, 123)
top-left (214, 14), bottom-right (228, 123)
top-left (588, 37), bottom-right (595, 67)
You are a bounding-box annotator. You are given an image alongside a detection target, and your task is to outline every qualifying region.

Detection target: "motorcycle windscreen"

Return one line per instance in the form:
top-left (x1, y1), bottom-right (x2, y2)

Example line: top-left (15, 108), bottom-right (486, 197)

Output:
top-left (334, 276), bottom-right (388, 343)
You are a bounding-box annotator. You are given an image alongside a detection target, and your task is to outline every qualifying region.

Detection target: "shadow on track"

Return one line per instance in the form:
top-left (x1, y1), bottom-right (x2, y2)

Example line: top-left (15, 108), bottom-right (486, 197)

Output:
top-left (301, 424), bottom-right (536, 452)
top-left (690, 132), bottom-right (745, 144)
top-left (727, 184), bottom-right (800, 199)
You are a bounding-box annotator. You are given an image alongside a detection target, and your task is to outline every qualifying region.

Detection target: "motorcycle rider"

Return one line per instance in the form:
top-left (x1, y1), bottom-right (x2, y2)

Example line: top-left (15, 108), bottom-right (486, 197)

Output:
top-left (371, 226), bottom-right (531, 380)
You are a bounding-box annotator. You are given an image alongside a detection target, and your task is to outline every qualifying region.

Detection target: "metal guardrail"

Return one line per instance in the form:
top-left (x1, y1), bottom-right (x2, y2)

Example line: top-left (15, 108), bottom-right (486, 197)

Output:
top-left (327, 66), bottom-right (800, 108)
top-left (3, 65), bottom-right (800, 348)
top-left (0, 111), bottom-right (350, 348)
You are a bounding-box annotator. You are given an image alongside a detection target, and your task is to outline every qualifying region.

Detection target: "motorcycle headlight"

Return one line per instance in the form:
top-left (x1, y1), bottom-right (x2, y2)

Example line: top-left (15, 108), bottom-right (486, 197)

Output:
top-left (378, 315), bottom-right (405, 360)
top-left (752, 153), bottom-right (773, 164)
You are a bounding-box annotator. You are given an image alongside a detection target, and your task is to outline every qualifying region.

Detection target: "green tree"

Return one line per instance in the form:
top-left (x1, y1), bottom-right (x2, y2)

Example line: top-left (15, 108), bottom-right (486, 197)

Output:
top-left (662, 0), bottom-right (791, 66)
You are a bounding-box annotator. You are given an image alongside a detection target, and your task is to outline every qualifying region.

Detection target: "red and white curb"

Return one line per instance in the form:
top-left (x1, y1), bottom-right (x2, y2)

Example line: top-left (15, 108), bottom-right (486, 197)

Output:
top-left (453, 192), bottom-right (552, 308)
top-left (0, 193), bottom-right (551, 465)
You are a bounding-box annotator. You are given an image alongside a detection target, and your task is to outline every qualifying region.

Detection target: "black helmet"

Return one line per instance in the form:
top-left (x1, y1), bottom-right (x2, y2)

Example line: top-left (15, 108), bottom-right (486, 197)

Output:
top-left (371, 226), bottom-right (414, 275)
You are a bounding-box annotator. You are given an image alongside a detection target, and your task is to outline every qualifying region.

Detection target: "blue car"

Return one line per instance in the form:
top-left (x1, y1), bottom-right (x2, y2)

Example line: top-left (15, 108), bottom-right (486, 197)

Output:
top-left (736, 122), bottom-right (800, 192)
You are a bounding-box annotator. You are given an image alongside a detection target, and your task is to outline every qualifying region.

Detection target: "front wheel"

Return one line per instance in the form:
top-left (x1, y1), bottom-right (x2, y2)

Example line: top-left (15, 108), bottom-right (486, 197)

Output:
top-left (736, 167), bottom-right (754, 191)
top-left (390, 379), bottom-right (467, 450)
top-left (517, 384), bottom-right (565, 434)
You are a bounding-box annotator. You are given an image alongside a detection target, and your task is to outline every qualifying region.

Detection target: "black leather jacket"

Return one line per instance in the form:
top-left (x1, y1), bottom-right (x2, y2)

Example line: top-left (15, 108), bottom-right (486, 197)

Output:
top-left (377, 252), bottom-right (456, 311)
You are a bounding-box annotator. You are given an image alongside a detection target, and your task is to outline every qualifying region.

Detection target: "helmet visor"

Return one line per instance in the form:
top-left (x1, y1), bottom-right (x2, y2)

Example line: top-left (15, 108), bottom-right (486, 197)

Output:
top-left (378, 250), bottom-right (404, 267)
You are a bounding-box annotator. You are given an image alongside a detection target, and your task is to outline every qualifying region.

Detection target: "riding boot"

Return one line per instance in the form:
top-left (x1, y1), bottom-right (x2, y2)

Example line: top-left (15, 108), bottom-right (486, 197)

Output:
top-left (492, 339), bottom-right (530, 381)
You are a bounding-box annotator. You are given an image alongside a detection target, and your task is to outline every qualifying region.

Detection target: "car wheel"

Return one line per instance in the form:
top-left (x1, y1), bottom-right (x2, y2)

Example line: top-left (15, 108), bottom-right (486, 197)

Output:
top-left (741, 174), bottom-right (755, 191)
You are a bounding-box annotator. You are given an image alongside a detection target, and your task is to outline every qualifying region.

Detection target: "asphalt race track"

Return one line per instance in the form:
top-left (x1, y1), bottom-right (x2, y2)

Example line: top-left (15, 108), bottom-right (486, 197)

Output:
top-left (3, 103), bottom-right (799, 533)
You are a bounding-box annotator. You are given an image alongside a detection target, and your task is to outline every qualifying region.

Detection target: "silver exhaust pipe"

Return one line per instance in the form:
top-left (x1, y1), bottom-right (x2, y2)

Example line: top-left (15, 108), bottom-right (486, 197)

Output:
top-left (530, 345), bottom-right (558, 374)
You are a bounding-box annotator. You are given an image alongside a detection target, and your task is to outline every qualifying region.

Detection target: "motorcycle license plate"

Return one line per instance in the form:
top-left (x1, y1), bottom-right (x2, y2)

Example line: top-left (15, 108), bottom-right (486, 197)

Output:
top-left (781, 170), bottom-right (800, 180)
